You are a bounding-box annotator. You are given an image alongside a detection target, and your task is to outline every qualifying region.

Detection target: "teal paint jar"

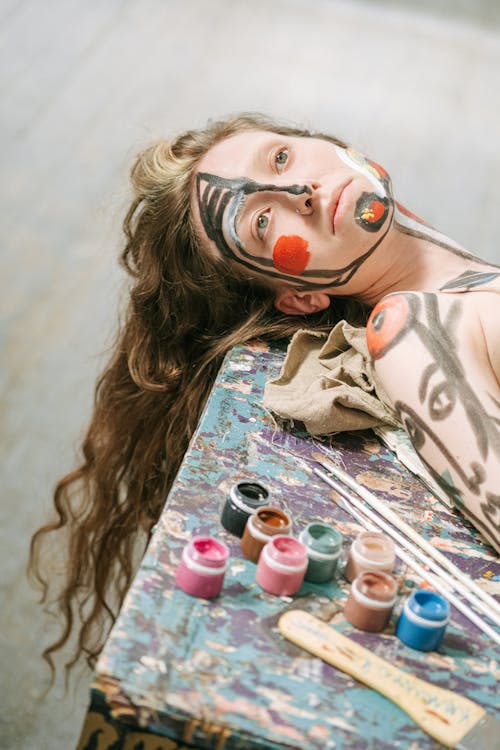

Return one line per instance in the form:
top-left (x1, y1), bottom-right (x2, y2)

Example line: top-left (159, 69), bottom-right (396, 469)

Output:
top-left (299, 522), bottom-right (343, 583)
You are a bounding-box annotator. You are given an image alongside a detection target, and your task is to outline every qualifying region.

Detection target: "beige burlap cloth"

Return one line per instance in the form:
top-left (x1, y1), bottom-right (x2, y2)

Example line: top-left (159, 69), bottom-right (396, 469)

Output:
top-left (263, 321), bottom-right (400, 435)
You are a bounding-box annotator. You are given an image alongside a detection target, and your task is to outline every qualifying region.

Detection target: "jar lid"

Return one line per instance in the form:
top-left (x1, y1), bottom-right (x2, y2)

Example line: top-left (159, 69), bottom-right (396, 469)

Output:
top-left (230, 481), bottom-right (269, 514)
top-left (351, 571), bottom-right (398, 608)
top-left (405, 589), bottom-right (450, 624)
top-left (299, 523), bottom-right (342, 559)
top-left (186, 536), bottom-right (229, 570)
top-left (263, 535), bottom-right (308, 572)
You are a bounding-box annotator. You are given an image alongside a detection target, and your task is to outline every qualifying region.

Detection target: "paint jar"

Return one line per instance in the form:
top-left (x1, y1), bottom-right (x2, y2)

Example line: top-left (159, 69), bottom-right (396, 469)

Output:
top-left (256, 535), bottom-right (308, 596)
top-left (175, 536), bottom-right (229, 599)
top-left (396, 589), bottom-right (450, 651)
top-left (220, 481), bottom-right (270, 537)
top-left (241, 506), bottom-right (292, 563)
top-left (344, 530), bottom-right (396, 583)
top-left (299, 522), bottom-right (343, 583)
top-left (344, 570), bottom-right (398, 632)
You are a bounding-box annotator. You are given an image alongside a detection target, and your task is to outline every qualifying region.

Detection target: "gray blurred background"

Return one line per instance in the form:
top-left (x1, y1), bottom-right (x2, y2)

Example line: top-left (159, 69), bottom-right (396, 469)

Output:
top-left (1, 1), bottom-right (499, 748)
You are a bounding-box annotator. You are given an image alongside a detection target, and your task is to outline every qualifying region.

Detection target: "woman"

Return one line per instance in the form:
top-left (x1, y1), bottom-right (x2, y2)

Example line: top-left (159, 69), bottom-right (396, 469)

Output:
top-left (29, 113), bottom-right (499, 681)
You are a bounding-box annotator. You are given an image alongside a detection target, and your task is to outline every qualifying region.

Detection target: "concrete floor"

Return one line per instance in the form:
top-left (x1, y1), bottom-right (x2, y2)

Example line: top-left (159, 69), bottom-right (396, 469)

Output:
top-left (1, 1), bottom-right (499, 748)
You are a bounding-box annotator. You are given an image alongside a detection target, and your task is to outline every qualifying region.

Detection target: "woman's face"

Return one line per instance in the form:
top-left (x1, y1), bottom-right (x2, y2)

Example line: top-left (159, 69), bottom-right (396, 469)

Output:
top-left (192, 129), bottom-right (394, 298)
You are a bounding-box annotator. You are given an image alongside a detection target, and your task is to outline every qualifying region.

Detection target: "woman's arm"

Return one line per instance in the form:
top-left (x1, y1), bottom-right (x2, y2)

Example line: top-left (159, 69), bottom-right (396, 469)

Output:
top-left (367, 291), bottom-right (500, 553)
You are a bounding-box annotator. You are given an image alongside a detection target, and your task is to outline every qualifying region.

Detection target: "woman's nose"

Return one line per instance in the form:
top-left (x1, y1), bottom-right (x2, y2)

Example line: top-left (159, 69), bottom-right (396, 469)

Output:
top-left (291, 183), bottom-right (318, 215)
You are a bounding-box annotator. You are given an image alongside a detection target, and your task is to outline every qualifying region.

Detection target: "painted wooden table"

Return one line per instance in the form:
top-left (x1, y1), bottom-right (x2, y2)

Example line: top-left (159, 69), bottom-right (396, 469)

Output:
top-left (77, 342), bottom-right (500, 750)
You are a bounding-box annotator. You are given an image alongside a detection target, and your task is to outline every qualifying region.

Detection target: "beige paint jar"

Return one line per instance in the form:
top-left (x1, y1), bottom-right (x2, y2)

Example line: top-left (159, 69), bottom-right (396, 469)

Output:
top-left (344, 530), bottom-right (396, 582)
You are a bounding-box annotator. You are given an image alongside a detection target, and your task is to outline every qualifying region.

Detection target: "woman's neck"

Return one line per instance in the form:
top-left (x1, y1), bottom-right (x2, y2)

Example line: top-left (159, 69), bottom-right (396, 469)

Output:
top-left (351, 215), bottom-right (496, 307)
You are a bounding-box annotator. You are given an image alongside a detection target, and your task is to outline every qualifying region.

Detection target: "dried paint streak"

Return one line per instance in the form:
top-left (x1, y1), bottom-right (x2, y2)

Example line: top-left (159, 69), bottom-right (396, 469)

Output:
top-left (273, 235), bottom-right (310, 275)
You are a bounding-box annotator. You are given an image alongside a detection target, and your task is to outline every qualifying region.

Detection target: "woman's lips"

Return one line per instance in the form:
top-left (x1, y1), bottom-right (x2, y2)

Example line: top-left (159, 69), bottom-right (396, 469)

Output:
top-left (331, 179), bottom-right (352, 234)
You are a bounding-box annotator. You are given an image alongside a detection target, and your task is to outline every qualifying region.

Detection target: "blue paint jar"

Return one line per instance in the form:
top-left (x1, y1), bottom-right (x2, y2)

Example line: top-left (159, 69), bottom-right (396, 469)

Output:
top-left (396, 589), bottom-right (450, 651)
top-left (299, 522), bottom-right (343, 583)
top-left (220, 481), bottom-right (270, 537)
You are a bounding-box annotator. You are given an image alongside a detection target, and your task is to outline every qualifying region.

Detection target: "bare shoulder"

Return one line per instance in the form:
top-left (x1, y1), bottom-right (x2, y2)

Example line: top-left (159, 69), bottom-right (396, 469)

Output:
top-left (438, 268), bottom-right (500, 383)
top-left (367, 287), bottom-right (500, 390)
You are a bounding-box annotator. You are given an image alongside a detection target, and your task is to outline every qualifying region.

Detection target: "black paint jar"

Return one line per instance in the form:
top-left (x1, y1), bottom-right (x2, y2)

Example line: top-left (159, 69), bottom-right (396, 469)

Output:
top-left (220, 481), bottom-right (270, 537)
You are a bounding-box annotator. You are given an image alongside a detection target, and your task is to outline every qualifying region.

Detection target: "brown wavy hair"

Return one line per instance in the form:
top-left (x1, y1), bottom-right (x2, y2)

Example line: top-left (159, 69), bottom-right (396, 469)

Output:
top-left (29, 113), bottom-right (368, 682)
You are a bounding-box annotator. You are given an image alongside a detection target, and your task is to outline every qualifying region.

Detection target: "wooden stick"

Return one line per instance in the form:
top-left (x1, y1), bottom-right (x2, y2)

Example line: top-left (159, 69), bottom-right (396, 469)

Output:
top-left (279, 610), bottom-right (497, 749)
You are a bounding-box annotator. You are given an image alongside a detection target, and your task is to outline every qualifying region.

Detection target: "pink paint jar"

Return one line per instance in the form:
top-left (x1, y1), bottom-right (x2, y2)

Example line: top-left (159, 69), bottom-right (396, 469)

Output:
top-left (344, 570), bottom-right (398, 632)
top-left (256, 535), bottom-right (308, 596)
top-left (175, 536), bottom-right (229, 599)
top-left (344, 530), bottom-right (396, 583)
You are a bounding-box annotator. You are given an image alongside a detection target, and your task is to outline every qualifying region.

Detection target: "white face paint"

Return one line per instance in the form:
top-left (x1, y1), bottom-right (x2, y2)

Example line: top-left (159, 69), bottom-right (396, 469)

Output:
top-left (335, 146), bottom-right (390, 196)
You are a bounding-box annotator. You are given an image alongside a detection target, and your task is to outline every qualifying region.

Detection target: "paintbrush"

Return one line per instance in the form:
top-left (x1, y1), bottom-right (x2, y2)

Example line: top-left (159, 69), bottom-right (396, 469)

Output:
top-left (279, 610), bottom-right (500, 749)
top-left (315, 466), bottom-right (500, 641)
top-left (315, 467), bottom-right (500, 645)
top-left (316, 456), bottom-right (500, 620)
top-left (315, 466), bottom-right (500, 645)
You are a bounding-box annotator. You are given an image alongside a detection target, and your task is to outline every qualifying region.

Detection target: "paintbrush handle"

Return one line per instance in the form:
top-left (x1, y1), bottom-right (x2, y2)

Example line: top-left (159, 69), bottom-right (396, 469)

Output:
top-left (279, 610), bottom-right (485, 749)
top-left (320, 460), bottom-right (500, 619)
top-left (314, 467), bottom-right (500, 643)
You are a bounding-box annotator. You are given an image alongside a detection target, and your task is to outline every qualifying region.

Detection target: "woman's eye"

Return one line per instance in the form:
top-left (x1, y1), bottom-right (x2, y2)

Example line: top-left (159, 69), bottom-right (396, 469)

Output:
top-left (256, 209), bottom-right (271, 238)
top-left (275, 148), bottom-right (289, 171)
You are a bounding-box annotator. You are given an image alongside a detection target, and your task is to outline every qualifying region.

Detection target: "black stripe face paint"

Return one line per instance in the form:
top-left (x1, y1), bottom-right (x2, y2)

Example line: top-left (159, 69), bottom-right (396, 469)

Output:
top-left (195, 169), bottom-right (394, 291)
top-left (196, 171), bottom-right (311, 274)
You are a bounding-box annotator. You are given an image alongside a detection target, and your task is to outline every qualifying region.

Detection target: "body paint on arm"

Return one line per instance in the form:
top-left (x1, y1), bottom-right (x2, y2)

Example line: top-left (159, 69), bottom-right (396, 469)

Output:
top-left (367, 292), bottom-right (500, 547)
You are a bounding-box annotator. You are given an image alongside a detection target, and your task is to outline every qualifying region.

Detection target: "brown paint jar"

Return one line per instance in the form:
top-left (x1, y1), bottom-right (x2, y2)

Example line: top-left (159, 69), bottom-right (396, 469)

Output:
top-left (240, 506), bottom-right (292, 563)
top-left (344, 570), bottom-right (398, 632)
top-left (344, 530), bottom-right (396, 583)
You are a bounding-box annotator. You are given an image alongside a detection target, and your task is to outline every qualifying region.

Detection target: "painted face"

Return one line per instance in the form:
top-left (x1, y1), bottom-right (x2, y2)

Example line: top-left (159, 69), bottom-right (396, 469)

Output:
top-left (193, 130), bottom-right (394, 291)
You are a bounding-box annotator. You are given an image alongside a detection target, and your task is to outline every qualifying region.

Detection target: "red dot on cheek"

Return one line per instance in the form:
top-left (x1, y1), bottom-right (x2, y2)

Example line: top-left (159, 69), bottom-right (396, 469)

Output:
top-left (369, 201), bottom-right (385, 222)
top-left (272, 235), bottom-right (310, 275)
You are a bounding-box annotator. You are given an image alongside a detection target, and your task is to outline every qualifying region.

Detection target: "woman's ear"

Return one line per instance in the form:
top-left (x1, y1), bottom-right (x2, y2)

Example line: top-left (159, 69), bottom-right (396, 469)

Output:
top-left (274, 288), bottom-right (331, 315)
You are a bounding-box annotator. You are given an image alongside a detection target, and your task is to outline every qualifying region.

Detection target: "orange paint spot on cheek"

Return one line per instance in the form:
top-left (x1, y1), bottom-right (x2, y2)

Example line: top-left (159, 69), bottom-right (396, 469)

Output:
top-left (361, 200), bottom-right (385, 223)
top-left (367, 294), bottom-right (411, 359)
top-left (273, 235), bottom-right (310, 275)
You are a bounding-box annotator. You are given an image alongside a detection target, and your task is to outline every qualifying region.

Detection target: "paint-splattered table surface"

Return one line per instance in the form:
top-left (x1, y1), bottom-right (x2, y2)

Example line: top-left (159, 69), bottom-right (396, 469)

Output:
top-left (95, 342), bottom-right (500, 750)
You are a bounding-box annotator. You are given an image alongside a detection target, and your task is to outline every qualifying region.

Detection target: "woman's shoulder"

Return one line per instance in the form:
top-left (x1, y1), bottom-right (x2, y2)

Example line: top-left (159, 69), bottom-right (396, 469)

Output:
top-left (369, 275), bottom-right (500, 389)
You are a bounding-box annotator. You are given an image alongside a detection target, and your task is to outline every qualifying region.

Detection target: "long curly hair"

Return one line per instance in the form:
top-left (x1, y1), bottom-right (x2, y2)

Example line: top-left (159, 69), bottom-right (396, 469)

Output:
top-left (29, 113), bottom-right (368, 681)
